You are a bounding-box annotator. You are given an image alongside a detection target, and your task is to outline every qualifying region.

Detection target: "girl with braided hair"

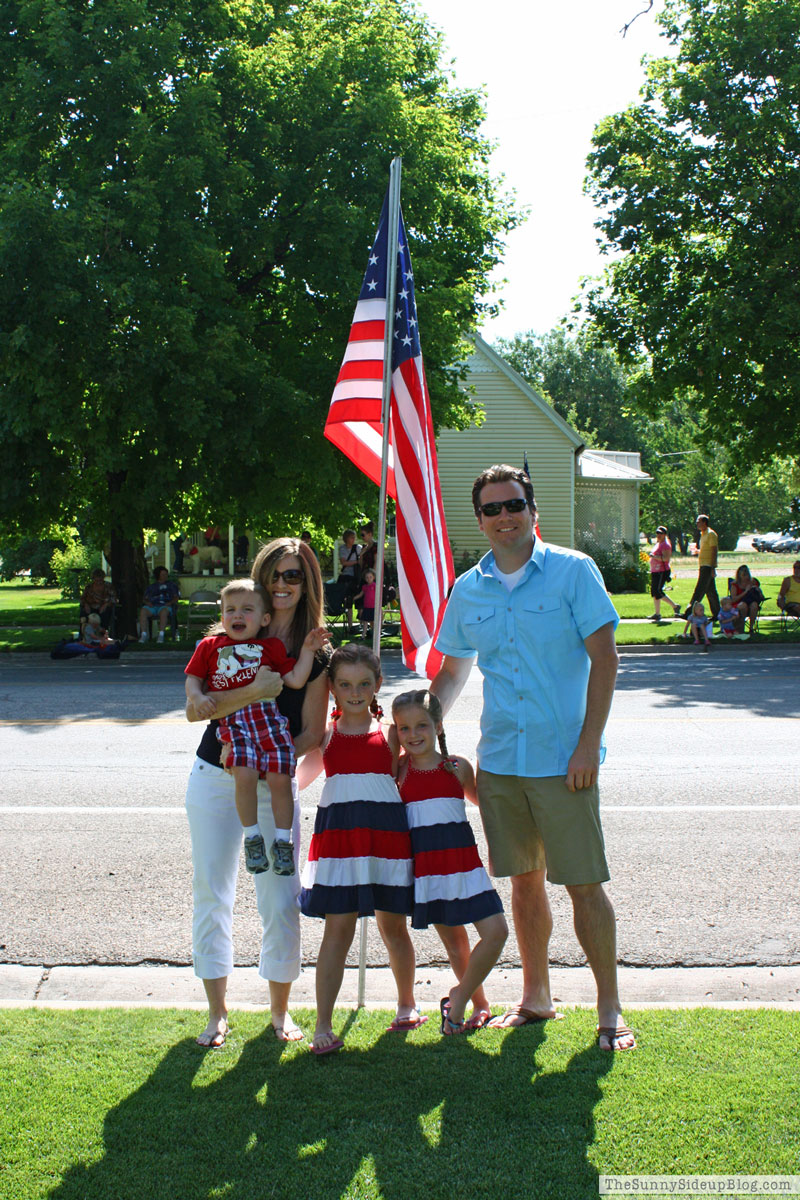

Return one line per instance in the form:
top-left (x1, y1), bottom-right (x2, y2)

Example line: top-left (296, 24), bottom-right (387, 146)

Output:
top-left (392, 689), bottom-right (507, 1036)
top-left (299, 645), bottom-right (419, 1054)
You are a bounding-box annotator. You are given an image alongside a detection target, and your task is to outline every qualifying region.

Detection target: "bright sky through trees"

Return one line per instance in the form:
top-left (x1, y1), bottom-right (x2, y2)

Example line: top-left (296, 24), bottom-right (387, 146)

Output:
top-left (418, 0), bottom-right (669, 339)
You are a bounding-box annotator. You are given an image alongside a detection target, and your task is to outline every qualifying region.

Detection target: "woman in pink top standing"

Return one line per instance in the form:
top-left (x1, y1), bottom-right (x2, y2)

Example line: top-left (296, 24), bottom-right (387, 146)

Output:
top-left (648, 526), bottom-right (680, 622)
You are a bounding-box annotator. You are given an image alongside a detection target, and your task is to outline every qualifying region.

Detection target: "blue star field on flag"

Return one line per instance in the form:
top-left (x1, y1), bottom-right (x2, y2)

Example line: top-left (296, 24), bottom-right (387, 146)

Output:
top-left (358, 196), bottom-right (422, 368)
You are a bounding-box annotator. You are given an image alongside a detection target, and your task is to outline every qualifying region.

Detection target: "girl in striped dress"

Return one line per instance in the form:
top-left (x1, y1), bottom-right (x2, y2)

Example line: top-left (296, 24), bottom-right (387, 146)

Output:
top-left (300, 645), bottom-right (419, 1054)
top-left (392, 690), bottom-right (507, 1036)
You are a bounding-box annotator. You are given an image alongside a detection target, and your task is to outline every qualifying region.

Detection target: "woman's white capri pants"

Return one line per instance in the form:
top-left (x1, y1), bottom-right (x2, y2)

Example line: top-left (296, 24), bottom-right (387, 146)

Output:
top-left (184, 757), bottom-right (301, 983)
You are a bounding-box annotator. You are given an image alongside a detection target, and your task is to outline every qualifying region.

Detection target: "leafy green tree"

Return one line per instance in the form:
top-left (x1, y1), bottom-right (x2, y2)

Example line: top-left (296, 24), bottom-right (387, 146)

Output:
top-left (0, 0), bottom-right (516, 632)
top-left (494, 326), bottom-right (799, 550)
top-left (641, 435), bottom-right (800, 550)
top-left (495, 326), bottom-right (642, 449)
top-left (0, 536), bottom-right (63, 585)
top-left (585, 0), bottom-right (800, 462)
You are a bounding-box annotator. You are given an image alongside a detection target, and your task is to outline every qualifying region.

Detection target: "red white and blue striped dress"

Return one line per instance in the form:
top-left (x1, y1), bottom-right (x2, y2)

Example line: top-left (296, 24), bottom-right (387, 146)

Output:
top-left (299, 725), bottom-right (414, 918)
top-left (399, 761), bottom-right (503, 930)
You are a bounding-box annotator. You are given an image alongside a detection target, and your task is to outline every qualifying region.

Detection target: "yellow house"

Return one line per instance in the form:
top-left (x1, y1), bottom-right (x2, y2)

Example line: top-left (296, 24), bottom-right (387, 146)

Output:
top-left (437, 335), bottom-right (650, 559)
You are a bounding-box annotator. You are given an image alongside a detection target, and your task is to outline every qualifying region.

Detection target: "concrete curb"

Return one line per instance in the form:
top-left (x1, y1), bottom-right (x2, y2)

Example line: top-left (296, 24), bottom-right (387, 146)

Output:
top-left (2, 963), bottom-right (798, 1010)
top-left (615, 642), bottom-right (800, 655)
top-left (6, 649), bottom-right (800, 666)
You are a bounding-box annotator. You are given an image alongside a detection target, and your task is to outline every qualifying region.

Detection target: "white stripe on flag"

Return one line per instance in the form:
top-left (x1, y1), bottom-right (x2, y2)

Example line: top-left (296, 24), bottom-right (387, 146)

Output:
top-left (351, 298), bottom-right (387, 322)
top-left (323, 189), bottom-right (454, 677)
top-left (342, 340), bottom-right (385, 363)
top-left (331, 379), bottom-right (384, 402)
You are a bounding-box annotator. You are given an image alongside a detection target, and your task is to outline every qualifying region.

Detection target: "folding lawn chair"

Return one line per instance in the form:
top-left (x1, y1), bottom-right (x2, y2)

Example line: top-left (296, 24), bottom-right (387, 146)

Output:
top-left (380, 583), bottom-right (401, 637)
top-left (779, 602), bottom-right (800, 633)
top-left (185, 589), bottom-right (220, 643)
top-left (324, 579), bottom-right (355, 633)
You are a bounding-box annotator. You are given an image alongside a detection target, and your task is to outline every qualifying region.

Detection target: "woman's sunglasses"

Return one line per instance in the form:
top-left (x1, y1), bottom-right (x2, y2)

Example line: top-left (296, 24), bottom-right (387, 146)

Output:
top-left (271, 568), bottom-right (304, 585)
top-left (477, 498), bottom-right (529, 517)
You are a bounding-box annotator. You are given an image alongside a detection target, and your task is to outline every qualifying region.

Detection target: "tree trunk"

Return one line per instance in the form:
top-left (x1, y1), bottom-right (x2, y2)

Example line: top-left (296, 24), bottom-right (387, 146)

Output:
top-left (107, 471), bottom-right (147, 638)
top-left (109, 530), bottom-right (146, 638)
top-left (672, 528), bottom-right (687, 556)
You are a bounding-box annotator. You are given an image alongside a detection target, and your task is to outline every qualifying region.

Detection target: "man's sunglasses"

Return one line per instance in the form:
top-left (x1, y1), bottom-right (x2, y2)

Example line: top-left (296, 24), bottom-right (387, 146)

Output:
top-left (477, 498), bottom-right (529, 517)
top-left (272, 568), bottom-right (304, 585)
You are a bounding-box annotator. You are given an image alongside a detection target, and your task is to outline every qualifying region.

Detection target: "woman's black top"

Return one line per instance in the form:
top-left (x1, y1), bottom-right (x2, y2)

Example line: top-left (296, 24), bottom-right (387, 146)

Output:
top-left (360, 542), bottom-right (377, 574)
top-left (195, 652), bottom-right (328, 767)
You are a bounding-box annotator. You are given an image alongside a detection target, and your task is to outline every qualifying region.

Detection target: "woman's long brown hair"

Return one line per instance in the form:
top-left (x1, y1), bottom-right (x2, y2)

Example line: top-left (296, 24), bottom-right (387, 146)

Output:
top-left (251, 537), bottom-right (325, 659)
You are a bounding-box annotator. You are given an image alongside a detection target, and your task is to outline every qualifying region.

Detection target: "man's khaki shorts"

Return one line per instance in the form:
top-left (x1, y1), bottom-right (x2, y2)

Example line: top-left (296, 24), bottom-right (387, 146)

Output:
top-left (476, 769), bottom-right (610, 886)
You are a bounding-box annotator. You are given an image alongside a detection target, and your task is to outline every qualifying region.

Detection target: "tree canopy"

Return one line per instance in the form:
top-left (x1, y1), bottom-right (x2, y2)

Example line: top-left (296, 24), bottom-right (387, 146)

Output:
top-left (495, 326), bottom-right (642, 451)
top-left (584, 0), bottom-right (800, 462)
top-left (0, 0), bottom-right (516, 607)
top-left (495, 326), bottom-right (800, 549)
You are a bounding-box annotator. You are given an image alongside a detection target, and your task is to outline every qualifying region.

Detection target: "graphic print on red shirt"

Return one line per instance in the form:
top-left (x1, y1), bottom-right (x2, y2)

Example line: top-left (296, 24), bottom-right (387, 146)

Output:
top-left (185, 635), bottom-right (295, 694)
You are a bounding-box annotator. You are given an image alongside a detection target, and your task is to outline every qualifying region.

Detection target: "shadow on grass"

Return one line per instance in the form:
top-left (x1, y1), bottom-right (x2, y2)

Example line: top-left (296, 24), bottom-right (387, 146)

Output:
top-left (47, 1022), bottom-right (614, 1200)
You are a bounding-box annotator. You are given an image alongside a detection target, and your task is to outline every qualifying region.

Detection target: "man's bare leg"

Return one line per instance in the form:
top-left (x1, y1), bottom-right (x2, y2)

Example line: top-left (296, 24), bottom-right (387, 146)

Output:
top-left (566, 882), bottom-right (635, 1050)
top-left (488, 869), bottom-right (560, 1028)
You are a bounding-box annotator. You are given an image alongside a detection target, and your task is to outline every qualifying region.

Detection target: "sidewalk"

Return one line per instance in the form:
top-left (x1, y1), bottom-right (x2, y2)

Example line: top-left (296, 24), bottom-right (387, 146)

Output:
top-left (2, 963), bottom-right (798, 1010)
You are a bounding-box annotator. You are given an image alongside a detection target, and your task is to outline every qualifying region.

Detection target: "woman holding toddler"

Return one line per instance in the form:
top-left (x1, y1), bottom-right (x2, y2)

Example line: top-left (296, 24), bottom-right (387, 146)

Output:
top-left (183, 537), bottom-right (329, 1048)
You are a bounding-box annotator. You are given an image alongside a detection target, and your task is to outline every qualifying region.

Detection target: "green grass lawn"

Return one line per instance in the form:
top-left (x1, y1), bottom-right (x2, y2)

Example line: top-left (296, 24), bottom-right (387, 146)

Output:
top-left (2, 1007), bottom-right (798, 1200)
top-left (3, 562), bottom-right (798, 653)
top-left (0, 581), bottom-right (188, 652)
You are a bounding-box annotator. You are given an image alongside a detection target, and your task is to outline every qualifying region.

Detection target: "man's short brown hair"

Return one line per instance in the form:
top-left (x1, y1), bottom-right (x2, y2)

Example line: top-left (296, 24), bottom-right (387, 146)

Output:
top-left (472, 464), bottom-right (535, 516)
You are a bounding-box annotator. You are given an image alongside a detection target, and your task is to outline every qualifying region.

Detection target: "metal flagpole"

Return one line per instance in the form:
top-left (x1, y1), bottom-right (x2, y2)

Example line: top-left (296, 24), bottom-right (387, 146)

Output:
top-left (357, 155), bottom-right (402, 1008)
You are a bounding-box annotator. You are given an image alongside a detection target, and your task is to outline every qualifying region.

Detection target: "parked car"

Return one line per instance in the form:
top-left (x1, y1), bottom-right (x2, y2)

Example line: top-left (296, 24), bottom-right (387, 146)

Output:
top-left (753, 531), bottom-right (782, 552)
top-left (772, 534), bottom-right (800, 554)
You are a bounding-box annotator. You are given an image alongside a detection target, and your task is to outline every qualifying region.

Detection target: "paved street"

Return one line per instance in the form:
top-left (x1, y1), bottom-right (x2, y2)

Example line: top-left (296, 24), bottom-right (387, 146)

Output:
top-left (1, 650), bottom-right (798, 979)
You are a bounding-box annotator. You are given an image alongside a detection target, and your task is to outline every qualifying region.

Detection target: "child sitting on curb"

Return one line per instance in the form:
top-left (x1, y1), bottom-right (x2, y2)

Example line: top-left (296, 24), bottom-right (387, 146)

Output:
top-left (682, 601), bottom-right (711, 651)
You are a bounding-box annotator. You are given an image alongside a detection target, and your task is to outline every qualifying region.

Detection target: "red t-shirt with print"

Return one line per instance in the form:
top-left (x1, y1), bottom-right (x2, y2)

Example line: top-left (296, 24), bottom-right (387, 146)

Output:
top-left (185, 635), bottom-right (295, 693)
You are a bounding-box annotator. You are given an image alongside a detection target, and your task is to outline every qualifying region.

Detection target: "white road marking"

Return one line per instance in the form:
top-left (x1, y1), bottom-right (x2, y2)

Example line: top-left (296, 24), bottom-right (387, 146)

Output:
top-left (1, 803), bottom-right (798, 814)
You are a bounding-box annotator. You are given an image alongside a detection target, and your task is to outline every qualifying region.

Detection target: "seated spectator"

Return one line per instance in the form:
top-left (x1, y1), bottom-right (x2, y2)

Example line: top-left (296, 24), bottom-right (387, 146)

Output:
top-left (729, 564), bottom-right (764, 634)
top-left (716, 597), bottom-right (739, 639)
top-left (682, 601), bottom-right (711, 650)
top-left (80, 569), bottom-right (117, 631)
top-left (82, 613), bottom-right (114, 649)
top-left (139, 567), bottom-right (180, 643)
top-left (777, 560), bottom-right (800, 618)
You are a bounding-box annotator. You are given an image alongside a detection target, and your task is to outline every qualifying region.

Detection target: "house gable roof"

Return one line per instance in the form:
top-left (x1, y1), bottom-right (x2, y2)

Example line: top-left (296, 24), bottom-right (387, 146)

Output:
top-left (468, 334), bottom-right (585, 451)
top-left (578, 449), bottom-right (653, 483)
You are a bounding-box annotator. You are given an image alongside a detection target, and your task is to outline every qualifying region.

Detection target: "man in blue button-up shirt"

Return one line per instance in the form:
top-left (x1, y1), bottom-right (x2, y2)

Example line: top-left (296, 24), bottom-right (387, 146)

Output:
top-left (431, 464), bottom-right (635, 1051)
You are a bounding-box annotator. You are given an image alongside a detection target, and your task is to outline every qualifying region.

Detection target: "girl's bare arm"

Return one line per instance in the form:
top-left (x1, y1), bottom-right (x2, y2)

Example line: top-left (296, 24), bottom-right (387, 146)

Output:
top-left (291, 670), bottom-right (329, 758)
top-left (454, 756), bottom-right (478, 804)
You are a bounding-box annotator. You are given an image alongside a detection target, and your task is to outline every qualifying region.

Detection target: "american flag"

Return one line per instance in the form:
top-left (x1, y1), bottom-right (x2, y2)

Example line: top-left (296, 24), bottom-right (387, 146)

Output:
top-left (325, 190), bottom-right (454, 677)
